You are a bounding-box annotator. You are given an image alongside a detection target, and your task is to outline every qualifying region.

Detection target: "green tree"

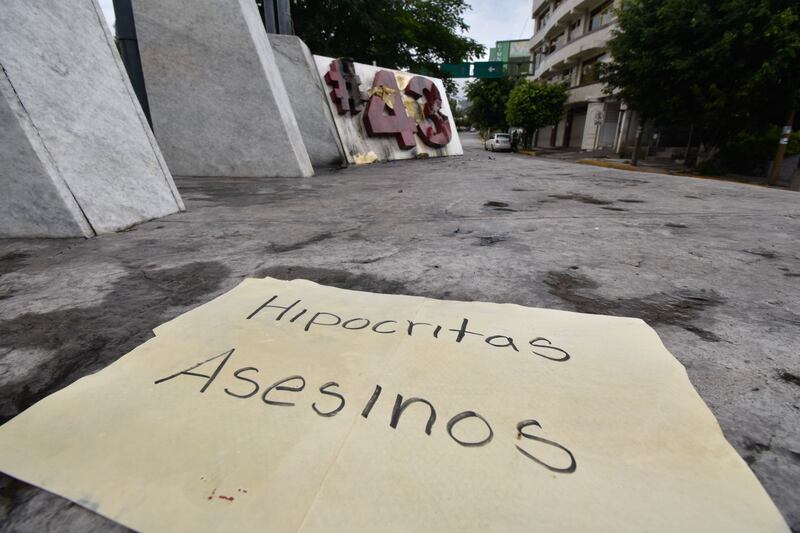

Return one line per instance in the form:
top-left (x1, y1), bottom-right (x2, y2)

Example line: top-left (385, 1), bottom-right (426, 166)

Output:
top-left (601, 0), bottom-right (800, 153)
top-left (292, 0), bottom-right (484, 91)
top-left (448, 98), bottom-right (468, 128)
top-left (465, 77), bottom-right (517, 133)
top-left (505, 80), bottom-right (568, 147)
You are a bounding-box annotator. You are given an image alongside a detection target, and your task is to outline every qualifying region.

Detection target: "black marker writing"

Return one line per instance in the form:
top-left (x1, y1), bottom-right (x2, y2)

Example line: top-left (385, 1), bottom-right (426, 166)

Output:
top-left (157, 357), bottom-right (577, 475)
top-left (406, 320), bottom-right (432, 336)
top-left (515, 419), bottom-right (577, 473)
top-left (289, 309), bottom-right (308, 322)
top-left (390, 395), bottom-right (437, 436)
top-left (449, 318), bottom-right (483, 343)
top-left (447, 411), bottom-right (494, 447)
top-left (372, 320), bottom-right (397, 334)
top-left (246, 295), bottom-right (573, 364)
top-left (361, 384), bottom-right (382, 418)
top-left (486, 335), bottom-right (519, 352)
top-left (305, 312), bottom-right (342, 332)
top-left (262, 375), bottom-right (305, 406)
top-left (529, 337), bottom-right (570, 362)
top-left (312, 381), bottom-right (346, 417)
top-left (342, 318), bottom-right (370, 330)
top-left (224, 366), bottom-right (260, 399)
top-left (246, 295), bottom-right (300, 320)
top-left (154, 348), bottom-right (234, 393)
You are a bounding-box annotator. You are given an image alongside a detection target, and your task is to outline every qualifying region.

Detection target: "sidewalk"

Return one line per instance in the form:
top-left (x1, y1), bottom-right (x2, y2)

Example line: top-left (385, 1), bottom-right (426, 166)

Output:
top-left (533, 147), bottom-right (798, 189)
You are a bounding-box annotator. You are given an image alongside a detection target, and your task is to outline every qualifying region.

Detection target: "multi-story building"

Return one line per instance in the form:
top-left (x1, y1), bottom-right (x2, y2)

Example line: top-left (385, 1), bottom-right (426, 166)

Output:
top-left (528, 0), bottom-right (632, 151)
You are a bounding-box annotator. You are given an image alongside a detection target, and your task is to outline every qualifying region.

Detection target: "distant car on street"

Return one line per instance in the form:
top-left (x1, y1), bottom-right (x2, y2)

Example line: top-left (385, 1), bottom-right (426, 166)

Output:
top-left (484, 133), bottom-right (511, 152)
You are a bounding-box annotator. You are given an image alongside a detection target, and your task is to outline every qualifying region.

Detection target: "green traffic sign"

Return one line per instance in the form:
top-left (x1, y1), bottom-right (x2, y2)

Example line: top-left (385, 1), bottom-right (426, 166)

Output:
top-left (473, 61), bottom-right (505, 78)
top-left (438, 61), bottom-right (524, 79)
top-left (440, 63), bottom-right (471, 78)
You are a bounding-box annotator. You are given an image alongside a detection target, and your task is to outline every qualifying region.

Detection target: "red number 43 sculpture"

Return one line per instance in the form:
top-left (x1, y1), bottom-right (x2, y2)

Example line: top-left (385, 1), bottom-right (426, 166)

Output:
top-left (325, 60), bottom-right (453, 151)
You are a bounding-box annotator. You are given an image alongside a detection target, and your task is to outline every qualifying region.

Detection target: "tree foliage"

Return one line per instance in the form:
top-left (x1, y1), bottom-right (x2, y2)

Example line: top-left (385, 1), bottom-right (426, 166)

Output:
top-left (448, 98), bottom-right (468, 128)
top-left (292, 0), bottom-right (484, 85)
top-left (601, 0), bottom-right (800, 147)
top-left (465, 78), bottom-right (518, 132)
top-left (505, 80), bottom-right (568, 137)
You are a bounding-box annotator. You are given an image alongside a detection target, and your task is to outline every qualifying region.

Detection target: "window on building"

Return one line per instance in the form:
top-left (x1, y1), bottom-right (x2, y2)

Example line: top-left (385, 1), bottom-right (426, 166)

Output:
top-left (534, 48), bottom-right (544, 68)
top-left (589, 1), bottom-right (614, 31)
top-left (580, 53), bottom-right (607, 84)
top-left (540, 9), bottom-right (551, 28)
top-left (568, 19), bottom-right (582, 41)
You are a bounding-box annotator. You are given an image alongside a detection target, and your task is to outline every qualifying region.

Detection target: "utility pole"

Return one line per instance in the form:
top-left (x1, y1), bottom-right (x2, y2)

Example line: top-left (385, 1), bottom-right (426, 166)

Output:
top-left (276, 0), bottom-right (293, 34)
top-left (258, 0), bottom-right (292, 34)
top-left (257, 0), bottom-right (277, 33)
top-left (768, 108), bottom-right (795, 185)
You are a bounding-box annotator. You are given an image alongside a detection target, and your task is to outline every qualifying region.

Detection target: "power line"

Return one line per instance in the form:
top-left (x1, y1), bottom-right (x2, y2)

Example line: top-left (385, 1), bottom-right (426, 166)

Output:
top-left (517, 13), bottom-right (530, 39)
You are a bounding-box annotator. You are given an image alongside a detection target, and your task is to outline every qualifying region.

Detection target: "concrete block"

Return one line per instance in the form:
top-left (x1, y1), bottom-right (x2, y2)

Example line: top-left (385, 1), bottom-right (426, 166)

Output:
top-left (0, 0), bottom-right (185, 238)
top-left (0, 78), bottom-right (91, 238)
top-left (268, 35), bottom-right (345, 168)
top-left (134, 0), bottom-right (314, 178)
top-left (313, 56), bottom-right (463, 164)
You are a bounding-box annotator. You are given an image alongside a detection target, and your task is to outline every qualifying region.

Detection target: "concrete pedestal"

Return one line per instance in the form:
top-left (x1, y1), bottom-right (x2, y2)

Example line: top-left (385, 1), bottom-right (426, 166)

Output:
top-left (133, 0), bottom-right (313, 178)
top-left (268, 35), bottom-right (345, 167)
top-left (0, 0), bottom-right (184, 238)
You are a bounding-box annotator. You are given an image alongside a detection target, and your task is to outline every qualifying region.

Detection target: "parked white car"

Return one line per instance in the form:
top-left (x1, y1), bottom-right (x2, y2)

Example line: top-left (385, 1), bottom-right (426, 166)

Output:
top-left (484, 133), bottom-right (511, 152)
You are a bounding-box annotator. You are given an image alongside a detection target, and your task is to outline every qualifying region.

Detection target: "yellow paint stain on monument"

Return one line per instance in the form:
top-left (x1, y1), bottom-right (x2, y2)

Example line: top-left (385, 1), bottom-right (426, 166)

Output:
top-left (352, 151), bottom-right (378, 164)
top-left (0, 278), bottom-right (790, 532)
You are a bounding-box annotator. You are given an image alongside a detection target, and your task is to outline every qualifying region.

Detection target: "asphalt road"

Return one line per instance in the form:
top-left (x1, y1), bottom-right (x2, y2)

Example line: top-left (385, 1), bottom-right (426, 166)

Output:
top-left (1, 133), bottom-right (799, 530)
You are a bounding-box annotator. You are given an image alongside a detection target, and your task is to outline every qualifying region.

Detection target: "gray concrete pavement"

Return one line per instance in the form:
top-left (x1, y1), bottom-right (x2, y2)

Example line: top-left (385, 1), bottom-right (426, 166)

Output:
top-left (1, 133), bottom-right (798, 530)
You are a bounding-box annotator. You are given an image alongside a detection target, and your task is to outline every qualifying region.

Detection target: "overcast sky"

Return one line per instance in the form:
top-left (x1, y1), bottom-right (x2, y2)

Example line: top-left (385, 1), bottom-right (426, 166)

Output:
top-left (99, 0), bottom-right (115, 29)
top-left (464, 0), bottom-right (533, 61)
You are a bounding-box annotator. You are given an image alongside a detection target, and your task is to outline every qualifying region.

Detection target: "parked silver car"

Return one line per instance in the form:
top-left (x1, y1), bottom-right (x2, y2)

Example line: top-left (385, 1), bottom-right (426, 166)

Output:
top-left (484, 133), bottom-right (511, 152)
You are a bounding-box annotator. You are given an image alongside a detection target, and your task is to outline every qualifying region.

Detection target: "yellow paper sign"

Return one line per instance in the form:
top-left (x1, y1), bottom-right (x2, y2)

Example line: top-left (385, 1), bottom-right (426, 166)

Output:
top-left (0, 278), bottom-right (789, 532)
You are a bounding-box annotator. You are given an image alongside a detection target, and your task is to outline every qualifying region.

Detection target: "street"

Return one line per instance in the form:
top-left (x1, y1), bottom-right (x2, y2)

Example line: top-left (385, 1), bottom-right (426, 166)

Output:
top-left (1, 132), bottom-right (799, 530)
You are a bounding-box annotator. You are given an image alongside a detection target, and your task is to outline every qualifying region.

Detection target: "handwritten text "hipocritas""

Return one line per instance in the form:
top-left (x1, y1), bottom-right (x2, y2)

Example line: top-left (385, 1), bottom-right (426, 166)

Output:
top-left (246, 295), bottom-right (572, 362)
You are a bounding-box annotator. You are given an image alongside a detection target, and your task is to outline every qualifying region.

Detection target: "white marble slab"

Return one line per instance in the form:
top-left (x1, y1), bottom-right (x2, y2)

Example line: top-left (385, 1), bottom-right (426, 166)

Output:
top-left (134, 0), bottom-right (313, 178)
top-left (0, 0), bottom-right (184, 237)
top-left (269, 36), bottom-right (346, 168)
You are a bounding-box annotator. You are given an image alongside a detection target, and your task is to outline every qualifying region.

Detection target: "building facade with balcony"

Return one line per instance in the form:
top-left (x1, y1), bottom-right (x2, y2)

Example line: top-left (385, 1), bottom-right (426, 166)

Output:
top-left (528, 0), bottom-right (633, 151)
